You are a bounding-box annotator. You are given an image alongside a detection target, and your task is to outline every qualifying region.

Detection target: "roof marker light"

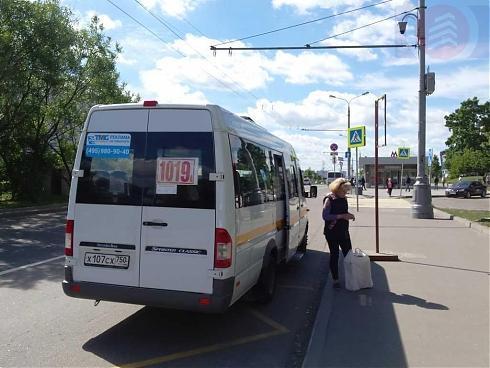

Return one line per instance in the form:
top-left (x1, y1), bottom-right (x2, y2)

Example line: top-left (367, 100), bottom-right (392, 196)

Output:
top-left (143, 100), bottom-right (158, 107)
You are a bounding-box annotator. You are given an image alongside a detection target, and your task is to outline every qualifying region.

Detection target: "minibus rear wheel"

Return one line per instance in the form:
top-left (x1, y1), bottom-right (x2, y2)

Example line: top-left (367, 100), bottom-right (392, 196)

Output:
top-left (255, 253), bottom-right (277, 303)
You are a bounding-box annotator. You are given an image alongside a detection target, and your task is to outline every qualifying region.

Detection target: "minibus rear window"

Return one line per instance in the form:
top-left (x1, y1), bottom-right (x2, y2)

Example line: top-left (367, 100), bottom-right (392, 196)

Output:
top-left (143, 132), bottom-right (215, 209)
top-left (76, 132), bottom-right (145, 205)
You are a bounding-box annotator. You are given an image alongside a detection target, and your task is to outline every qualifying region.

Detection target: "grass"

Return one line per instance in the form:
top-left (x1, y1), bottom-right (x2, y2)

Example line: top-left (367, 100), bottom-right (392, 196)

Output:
top-left (435, 207), bottom-right (490, 227)
top-left (0, 192), bottom-right (67, 209)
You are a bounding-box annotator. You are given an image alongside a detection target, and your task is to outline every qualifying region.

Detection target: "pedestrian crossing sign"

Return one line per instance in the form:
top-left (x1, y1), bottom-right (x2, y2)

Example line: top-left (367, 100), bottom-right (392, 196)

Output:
top-left (348, 126), bottom-right (366, 148)
top-left (398, 147), bottom-right (410, 159)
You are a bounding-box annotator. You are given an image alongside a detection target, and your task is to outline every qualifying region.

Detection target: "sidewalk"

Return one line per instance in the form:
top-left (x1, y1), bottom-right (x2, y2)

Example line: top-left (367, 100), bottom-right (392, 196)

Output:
top-left (303, 200), bottom-right (489, 367)
top-left (359, 186), bottom-right (447, 198)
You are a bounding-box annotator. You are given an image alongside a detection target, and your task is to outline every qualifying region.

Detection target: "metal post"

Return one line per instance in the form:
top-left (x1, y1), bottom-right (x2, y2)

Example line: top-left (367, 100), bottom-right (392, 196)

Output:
top-left (411, 0), bottom-right (433, 218)
top-left (347, 104), bottom-right (351, 179)
top-left (374, 100), bottom-right (380, 254)
top-left (399, 162), bottom-right (404, 197)
top-left (356, 147), bottom-right (359, 212)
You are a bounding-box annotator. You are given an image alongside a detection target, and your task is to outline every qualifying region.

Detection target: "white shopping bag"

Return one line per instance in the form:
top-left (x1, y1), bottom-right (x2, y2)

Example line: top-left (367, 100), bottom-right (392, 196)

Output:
top-left (344, 248), bottom-right (373, 291)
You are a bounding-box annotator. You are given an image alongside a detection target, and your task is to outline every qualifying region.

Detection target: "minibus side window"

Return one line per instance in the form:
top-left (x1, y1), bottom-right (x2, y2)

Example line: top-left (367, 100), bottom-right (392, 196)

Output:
top-left (298, 168), bottom-right (306, 196)
top-left (288, 166), bottom-right (299, 199)
top-left (229, 135), bottom-right (263, 207)
top-left (272, 154), bottom-right (285, 200)
top-left (246, 142), bottom-right (273, 202)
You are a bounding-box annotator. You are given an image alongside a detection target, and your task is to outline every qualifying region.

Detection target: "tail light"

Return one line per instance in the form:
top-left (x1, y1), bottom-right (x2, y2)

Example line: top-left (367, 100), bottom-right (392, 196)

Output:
top-left (214, 228), bottom-right (232, 268)
top-left (143, 100), bottom-right (158, 107)
top-left (65, 220), bottom-right (74, 256)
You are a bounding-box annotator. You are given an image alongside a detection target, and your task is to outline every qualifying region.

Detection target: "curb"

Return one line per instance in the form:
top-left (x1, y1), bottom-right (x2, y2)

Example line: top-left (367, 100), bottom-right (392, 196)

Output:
top-left (0, 204), bottom-right (67, 219)
top-left (302, 277), bottom-right (335, 368)
top-left (433, 207), bottom-right (489, 235)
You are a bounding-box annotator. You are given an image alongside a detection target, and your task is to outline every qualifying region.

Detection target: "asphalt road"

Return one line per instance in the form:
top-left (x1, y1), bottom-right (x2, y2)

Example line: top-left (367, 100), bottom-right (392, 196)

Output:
top-left (0, 198), bottom-right (328, 367)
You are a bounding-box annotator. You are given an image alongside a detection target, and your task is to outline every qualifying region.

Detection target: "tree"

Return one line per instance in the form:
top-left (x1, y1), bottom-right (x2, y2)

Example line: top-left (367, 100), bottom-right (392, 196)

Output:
top-left (431, 155), bottom-right (441, 180)
top-left (0, 0), bottom-right (137, 201)
top-left (444, 97), bottom-right (490, 177)
top-left (303, 168), bottom-right (322, 183)
top-left (447, 149), bottom-right (490, 178)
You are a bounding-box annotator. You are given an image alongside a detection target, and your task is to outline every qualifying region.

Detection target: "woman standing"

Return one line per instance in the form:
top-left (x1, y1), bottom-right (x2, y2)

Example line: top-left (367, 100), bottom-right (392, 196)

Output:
top-left (322, 178), bottom-right (355, 289)
top-left (387, 177), bottom-right (393, 197)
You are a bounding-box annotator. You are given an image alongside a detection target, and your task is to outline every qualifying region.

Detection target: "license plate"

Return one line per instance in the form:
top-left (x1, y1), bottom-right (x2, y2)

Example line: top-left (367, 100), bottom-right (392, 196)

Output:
top-left (84, 252), bottom-right (130, 269)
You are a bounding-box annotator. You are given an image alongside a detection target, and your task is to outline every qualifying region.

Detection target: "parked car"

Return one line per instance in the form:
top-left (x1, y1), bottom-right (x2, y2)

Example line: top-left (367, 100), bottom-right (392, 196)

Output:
top-left (445, 181), bottom-right (487, 198)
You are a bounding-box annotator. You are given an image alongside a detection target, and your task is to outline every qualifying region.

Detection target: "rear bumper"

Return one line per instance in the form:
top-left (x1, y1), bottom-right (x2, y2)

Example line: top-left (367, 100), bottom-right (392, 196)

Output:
top-left (62, 266), bottom-right (234, 313)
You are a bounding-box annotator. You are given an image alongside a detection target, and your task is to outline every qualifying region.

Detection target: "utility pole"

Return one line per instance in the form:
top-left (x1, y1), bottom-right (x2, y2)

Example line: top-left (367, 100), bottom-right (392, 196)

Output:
top-left (411, 0), bottom-right (433, 218)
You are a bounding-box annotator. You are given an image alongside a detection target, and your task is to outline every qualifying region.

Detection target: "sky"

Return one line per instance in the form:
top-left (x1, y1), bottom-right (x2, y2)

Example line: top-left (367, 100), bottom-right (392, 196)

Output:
top-left (62, 0), bottom-right (489, 172)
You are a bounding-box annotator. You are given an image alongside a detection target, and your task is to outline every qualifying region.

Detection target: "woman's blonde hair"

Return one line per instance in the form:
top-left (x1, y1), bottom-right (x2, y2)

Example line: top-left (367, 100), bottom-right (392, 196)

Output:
top-left (329, 178), bottom-right (352, 194)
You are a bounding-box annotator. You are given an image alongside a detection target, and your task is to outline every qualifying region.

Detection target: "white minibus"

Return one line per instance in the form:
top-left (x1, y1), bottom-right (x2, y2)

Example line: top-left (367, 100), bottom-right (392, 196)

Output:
top-left (62, 102), bottom-right (308, 312)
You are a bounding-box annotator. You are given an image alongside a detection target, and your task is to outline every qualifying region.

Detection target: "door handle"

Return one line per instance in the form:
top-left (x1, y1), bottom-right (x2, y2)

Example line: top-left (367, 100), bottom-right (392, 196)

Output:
top-left (143, 221), bottom-right (168, 227)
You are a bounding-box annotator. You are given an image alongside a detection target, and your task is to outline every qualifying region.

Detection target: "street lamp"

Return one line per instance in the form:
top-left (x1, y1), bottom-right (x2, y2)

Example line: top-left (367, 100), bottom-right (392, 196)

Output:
top-left (398, 0), bottom-right (434, 219)
top-left (329, 91), bottom-right (369, 179)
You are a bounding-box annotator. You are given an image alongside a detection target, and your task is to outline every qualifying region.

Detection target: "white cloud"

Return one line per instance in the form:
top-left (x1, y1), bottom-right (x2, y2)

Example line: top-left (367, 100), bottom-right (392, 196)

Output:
top-left (434, 65), bottom-right (490, 101)
top-left (80, 11), bottom-right (122, 30)
top-left (140, 0), bottom-right (206, 18)
top-left (272, 0), bottom-right (364, 15)
top-left (130, 33), bottom-right (354, 108)
top-left (267, 51), bottom-right (353, 85)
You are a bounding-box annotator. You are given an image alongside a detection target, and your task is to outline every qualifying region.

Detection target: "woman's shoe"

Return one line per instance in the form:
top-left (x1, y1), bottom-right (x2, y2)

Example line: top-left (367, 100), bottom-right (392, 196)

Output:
top-left (332, 281), bottom-right (341, 289)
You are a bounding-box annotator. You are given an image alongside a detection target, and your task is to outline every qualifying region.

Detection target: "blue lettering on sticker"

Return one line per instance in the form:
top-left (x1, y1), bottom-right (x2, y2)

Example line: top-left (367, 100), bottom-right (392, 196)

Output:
top-left (85, 133), bottom-right (131, 158)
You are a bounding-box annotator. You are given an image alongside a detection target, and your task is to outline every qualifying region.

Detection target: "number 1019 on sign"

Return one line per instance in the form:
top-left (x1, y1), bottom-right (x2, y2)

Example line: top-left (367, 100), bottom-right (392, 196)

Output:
top-left (156, 157), bottom-right (199, 185)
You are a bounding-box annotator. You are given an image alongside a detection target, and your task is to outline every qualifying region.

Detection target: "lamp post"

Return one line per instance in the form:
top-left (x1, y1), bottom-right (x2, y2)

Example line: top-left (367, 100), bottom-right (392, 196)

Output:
top-left (329, 91), bottom-right (369, 179)
top-left (399, 0), bottom-right (433, 218)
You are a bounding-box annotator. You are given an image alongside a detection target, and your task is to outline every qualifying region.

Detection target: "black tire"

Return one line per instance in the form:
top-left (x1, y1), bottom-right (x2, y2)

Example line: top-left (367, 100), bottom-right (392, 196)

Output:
top-left (254, 254), bottom-right (277, 304)
top-left (297, 224), bottom-right (308, 253)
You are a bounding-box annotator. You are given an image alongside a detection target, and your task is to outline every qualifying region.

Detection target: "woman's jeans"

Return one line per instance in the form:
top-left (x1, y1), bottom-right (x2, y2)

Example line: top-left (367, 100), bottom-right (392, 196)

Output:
top-left (325, 231), bottom-right (352, 280)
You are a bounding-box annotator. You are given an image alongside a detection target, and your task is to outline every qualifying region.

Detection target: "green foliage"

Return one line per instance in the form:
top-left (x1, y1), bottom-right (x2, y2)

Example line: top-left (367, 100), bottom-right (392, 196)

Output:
top-left (431, 155), bottom-right (441, 180)
top-left (303, 168), bottom-right (323, 183)
top-left (447, 149), bottom-right (490, 178)
top-left (0, 0), bottom-right (137, 201)
top-left (444, 97), bottom-right (490, 178)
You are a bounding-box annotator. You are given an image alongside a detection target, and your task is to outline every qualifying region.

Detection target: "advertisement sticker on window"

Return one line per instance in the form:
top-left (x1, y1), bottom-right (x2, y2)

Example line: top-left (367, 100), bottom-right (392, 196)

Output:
top-left (85, 133), bottom-right (131, 158)
top-left (156, 157), bottom-right (199, 194)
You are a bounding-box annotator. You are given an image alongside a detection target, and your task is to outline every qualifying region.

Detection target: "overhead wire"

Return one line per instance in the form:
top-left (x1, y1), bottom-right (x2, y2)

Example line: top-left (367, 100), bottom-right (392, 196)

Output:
top-left (129, 0), bottom-right (296, 129)
top-left (211, 0), bottom-right (394, 47)
top-left (307, 8), bottom-right (418, 45)
top-left (132, 0), bottom-right (262, 103)
top-left (106, 0), bottom-right (256, 103)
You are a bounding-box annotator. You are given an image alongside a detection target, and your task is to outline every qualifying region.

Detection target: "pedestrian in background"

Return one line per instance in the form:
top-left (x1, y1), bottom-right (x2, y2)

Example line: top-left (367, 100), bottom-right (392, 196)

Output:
top-left (434, 177), bottom-right (439, 190)
top-left (360, 176), bottom-right (366, 190)
top-left (442, 176), bottom-right (446, 188)
top-left (387, 178), bottom-right (394, 197)
top-left (405, 175), bottom-right (411, 192)
top-left (322, 178), bottom-right (355, 289)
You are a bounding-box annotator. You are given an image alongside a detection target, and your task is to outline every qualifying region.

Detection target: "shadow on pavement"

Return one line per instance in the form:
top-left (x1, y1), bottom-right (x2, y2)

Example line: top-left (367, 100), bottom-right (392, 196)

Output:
top-left (318, 262), bottom-right (449, 367)
top-left (0, 211), bottom-right (64, 288)
top-left (81, 250), bottom-right (329, 367)
top-left (0, 258), bottom-right (64, 290)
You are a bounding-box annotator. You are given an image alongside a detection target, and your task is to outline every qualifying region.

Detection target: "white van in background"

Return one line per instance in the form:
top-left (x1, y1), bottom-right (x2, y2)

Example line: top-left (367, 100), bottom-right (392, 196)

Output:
top-left (63, 102), bottom-right (309, 313)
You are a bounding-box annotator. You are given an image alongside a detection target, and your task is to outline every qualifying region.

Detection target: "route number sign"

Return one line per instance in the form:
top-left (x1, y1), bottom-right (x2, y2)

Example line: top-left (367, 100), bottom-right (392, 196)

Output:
top-left (156, 157), bottom-right (198, 185)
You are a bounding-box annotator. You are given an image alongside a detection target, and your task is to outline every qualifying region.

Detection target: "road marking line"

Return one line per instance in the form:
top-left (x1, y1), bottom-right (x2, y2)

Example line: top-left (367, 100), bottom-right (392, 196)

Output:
top-left (0, 255), bottom-right (64, 276)
top-left (118, 310), bottom-right (289, 368)
top-left (248, 308), bottom-right (290, 333)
